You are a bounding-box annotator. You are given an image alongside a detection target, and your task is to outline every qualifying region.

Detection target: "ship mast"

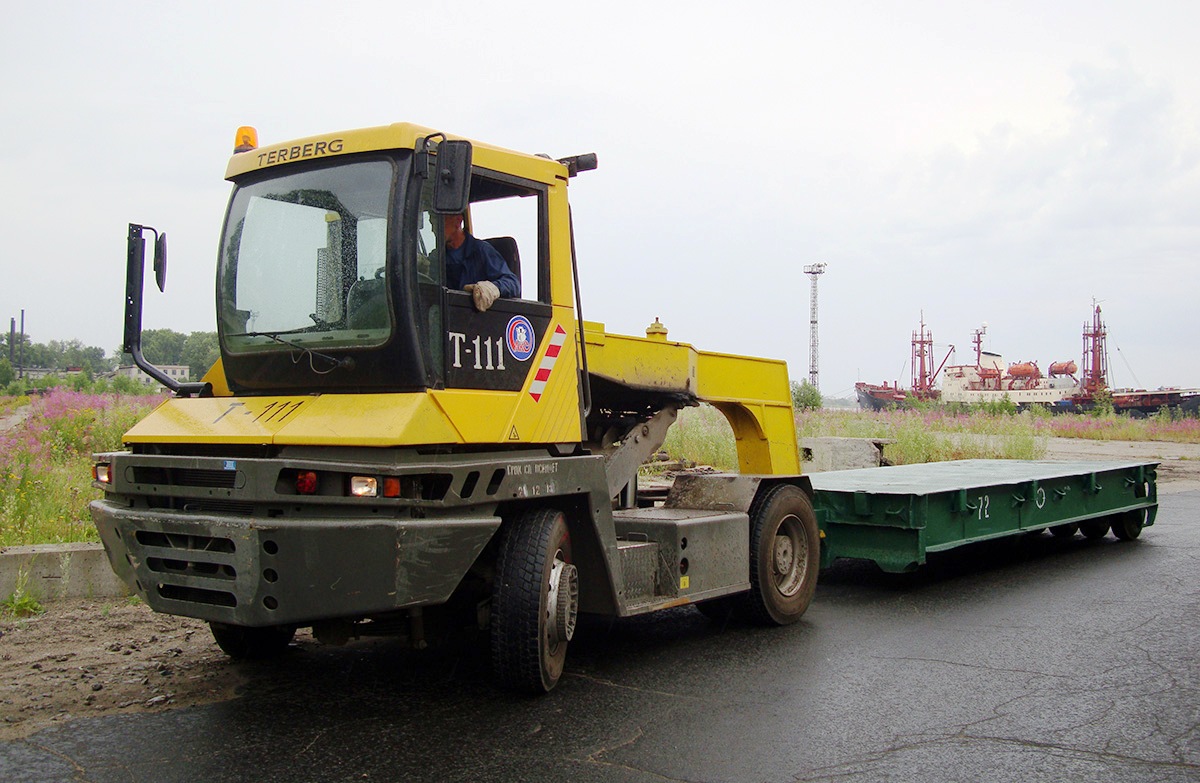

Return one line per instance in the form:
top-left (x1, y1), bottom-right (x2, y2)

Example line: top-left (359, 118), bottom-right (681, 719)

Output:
top-left (911, 313), bottom-right (933, 394)
top-left (972, 324), bottom-right (987, 367)
top-left (1081, 303), bottom-right (1109, 394)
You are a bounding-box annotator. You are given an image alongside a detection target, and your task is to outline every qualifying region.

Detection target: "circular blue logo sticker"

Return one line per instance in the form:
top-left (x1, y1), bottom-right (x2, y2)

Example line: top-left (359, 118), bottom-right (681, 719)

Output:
top-left (506, 316), bottom-right (536, 362)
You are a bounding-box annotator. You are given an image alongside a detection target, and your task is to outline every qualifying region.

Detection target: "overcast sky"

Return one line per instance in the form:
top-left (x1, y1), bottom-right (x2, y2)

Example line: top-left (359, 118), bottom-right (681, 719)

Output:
top-left (3, 1), bottom-right (1198, 396)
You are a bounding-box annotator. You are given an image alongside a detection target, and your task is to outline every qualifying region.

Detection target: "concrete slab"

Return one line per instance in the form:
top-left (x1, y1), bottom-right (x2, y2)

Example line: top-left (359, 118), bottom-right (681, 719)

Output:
top-left (0, 543), bottom-right (129, 603)
top-left (801, 436), bottom-right (892, 472)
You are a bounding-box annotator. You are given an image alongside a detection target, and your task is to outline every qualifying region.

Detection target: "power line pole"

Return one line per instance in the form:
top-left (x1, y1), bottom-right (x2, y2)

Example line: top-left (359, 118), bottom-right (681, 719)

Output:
top-left (803, 263), bottom-right (827, 390)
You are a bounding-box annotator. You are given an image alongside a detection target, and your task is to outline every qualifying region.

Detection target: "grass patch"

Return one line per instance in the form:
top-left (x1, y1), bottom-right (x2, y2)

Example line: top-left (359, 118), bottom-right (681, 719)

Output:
top-left (797, 408), bottom-right (1047, 464)
top-left (1, 570), bottom-right (45, 618)
top-left (660, 406), bottom-right (739, 471)
top-left (656, 404), bottom-right (1200, 471)
top-left (0, 390), bottom-right (164, 547)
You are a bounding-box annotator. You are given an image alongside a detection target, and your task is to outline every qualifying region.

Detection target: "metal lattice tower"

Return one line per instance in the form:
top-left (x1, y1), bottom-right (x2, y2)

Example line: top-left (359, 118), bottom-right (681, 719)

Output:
top-left (803, 263), bottom-right (827, 389)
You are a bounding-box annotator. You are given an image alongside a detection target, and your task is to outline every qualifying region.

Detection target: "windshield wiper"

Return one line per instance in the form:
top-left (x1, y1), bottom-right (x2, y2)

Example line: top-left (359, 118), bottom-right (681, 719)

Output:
top-left (229, 330), bottom-right (354, 374)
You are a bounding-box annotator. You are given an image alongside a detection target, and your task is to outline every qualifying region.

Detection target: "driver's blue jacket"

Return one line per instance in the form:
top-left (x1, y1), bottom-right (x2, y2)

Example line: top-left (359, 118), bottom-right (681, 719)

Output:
top-left (445, 234), bottom-right (521, 298)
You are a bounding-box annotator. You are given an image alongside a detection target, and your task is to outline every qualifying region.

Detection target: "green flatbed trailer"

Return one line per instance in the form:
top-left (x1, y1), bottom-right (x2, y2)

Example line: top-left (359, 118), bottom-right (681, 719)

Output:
top-left (809, 459), bottom-right (1158, 573)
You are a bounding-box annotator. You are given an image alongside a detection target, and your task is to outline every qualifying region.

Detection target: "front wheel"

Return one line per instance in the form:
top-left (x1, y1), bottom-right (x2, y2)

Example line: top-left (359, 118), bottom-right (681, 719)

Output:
top-left (737, 484), bottom-right (820, 626)
top-left (209, 622), bottom-right (295, 660)
top-left (492, 507), bottom-right (578, 693)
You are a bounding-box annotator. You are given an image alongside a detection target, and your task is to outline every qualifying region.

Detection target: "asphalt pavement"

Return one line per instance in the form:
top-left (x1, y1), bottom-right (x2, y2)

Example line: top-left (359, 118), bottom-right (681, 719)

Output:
top-left (2, 491), bottom-right (1197, 783)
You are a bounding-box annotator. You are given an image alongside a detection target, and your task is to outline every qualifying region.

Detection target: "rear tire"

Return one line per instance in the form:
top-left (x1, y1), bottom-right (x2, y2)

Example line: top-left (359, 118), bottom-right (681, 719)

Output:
top-left (737, 484), bottom-right (820, 626)
top-left (492, 507), bottom-right (577, 693)
top-left (1049, 523), bottom-right (1079, 538)
top-left (209, 622), bottom-right (295, 660)
top-left (1080, 520), bottom-right (1110, 540)
top-left (1111, 509), bottom-right (1146, 541)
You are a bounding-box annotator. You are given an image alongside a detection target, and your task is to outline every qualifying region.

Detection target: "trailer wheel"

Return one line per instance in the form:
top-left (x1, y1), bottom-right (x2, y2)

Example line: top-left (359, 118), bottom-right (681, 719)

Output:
top-left (1111, 509), bottom-right (1146, 541)
top-left (1079, 520), bottom-right (1110, 539)
top-left (492, 507), bottom-right (577, 693)
top-left (1049, 523), bottom-right (1079, 538)
top-left (209, 622), bottom-right (295, 660)
top-left (738, 484), bottom-right (819, 626)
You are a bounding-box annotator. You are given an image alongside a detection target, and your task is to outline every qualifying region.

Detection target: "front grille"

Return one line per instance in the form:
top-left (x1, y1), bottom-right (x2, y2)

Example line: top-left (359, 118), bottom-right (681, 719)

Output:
top-left (135, 530), bottom-right (236, 553)
top-left (132, 466), bottom-right (238, 488)
top-left (147, 557), bottom-right (237, 581)
top-left (136, 530), bottom-right (242, 610)
top-left (157, 584), bottom-right (237, 607)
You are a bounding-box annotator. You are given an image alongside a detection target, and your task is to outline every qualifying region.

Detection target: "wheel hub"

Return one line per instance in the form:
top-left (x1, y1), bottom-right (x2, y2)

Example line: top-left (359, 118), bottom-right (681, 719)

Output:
top-left (774, 535), bottom-right (795, 574)
top-left (546, 557), bottom-right (579, 646)
top-left (772, 514), bottom-right (808, 597)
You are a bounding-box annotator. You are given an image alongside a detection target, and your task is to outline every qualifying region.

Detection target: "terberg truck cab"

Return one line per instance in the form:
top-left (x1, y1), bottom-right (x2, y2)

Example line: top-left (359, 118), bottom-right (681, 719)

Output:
top-left (91, 123), bottom-right (817, 692)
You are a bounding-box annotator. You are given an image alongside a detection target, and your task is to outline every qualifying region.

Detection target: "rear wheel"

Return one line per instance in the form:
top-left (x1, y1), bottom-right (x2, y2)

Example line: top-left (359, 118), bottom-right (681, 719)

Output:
top-left (737, 484), bottom-right (820, 626)
top-left (1049, 523), bottom-right (1079, 538)
top-left (1111, 509), bottom-right (1146, 541)
top-left (209, 622), bottom-right (295, 660)
top-left (492, 507), bottom-right (578, 693)
top-left (1080, 520), bottom-right (1110, 540)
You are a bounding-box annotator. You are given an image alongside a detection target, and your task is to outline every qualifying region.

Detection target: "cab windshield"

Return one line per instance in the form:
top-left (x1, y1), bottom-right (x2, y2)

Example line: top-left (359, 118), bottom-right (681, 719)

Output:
top-left (218, 158), bottom-right (398, 355)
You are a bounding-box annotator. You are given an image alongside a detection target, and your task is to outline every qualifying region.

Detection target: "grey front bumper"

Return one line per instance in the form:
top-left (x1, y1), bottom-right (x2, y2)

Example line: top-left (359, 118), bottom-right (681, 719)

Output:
top-left (91, 500), bottom-right (500, 627)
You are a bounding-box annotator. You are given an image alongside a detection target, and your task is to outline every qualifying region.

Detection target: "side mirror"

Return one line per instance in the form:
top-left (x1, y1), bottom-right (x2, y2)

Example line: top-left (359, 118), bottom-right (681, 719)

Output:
top-left (153, 232), bottom-right (168, 292)
top-left (123, 223), bottom-right (206, 396)
top-left (433, 139), bottom-right (472, 214)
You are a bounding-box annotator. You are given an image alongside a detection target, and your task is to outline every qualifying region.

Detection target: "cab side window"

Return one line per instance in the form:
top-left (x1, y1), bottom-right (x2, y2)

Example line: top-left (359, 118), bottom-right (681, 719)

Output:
top-left (428, 171), bottom-right (552, 392)
top-left (466, 176), bottom-right (545, 303)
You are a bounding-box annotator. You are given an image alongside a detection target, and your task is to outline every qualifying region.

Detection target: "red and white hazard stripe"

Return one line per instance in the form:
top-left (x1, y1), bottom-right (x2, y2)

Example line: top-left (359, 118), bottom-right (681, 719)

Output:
top-left (529, 324), bottom-right (568, 402)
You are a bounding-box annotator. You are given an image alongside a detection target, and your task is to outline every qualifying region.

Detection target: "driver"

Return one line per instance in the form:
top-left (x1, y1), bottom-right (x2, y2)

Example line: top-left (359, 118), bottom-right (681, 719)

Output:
top-left (442, 214), bottom-right (520, 311)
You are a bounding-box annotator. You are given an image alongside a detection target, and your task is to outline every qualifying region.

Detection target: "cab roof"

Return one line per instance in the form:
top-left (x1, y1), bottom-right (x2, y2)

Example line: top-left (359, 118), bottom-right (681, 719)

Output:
top-left (224, 122), bottom-right (568, 184)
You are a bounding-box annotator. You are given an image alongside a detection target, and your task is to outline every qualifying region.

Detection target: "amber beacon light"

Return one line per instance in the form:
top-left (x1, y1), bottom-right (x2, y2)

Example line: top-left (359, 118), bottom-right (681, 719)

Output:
top-left (234, 126), bottom-right (259, 153)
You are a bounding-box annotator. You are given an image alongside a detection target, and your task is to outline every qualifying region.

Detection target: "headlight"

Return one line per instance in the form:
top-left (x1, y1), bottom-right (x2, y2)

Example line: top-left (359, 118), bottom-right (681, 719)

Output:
top-left (350, 476), bottom-right (378, 497)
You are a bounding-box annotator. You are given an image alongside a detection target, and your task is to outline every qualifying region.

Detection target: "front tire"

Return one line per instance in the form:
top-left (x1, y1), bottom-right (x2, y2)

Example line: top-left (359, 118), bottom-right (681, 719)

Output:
top-left (737, 484), bottom-right (820, 626)
top-left (492, 507), bottom-right (578, 693)
top-left (209, 622), bottom-right (295, 660)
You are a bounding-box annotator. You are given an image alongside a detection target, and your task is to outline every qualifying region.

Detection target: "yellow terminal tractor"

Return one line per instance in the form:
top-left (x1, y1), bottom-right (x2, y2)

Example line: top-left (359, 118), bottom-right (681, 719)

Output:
top-left (91, 123), bottom-right (816, 692)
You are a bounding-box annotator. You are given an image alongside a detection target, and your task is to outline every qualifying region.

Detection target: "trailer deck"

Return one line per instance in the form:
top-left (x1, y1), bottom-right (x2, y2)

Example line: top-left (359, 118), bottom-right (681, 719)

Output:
top-left (809, 459), bottom-right (1158, 572)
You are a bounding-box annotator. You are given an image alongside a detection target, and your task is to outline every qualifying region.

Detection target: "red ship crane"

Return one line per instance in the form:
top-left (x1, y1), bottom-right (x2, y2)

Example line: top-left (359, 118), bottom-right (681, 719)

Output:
top-left (1081, 304), bottom-right (1110, 395)
top-left (910, 314), bottom-right (954, 397)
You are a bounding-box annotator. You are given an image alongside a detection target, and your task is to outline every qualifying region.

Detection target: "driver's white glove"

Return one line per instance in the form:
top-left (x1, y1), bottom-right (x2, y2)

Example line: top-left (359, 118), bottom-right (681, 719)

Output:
top-left (466, 280), bottom-right (500, 312)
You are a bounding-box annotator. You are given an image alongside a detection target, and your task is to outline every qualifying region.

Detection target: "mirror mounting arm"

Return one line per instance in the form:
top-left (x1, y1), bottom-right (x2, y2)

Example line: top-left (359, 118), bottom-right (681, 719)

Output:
top-left (124, 223), bottom-right (209, 397)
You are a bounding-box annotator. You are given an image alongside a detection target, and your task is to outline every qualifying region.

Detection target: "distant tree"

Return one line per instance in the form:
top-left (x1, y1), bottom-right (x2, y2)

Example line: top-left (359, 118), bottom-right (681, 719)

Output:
top-left (1091, 387), bottom-right (1115, 417)
top-left (17, 341), bottom-right (53, 369)
top-left (791, 380), bottom-right (823, 411)
top-left (0, 334), bottom-right (112, 373)
top-left (140, 329), bottom-right (188, 365)
top-left (181, 331), bottom-right (220, 380)
top-left (0, 357), bottom-right (13, 386)
top-left (0, 331), bottom-right (31, 360)
top-left (975, 395), bottom-right (1018, 416)
top-left (54, 339), bottom-right (112, 373)
top-left (111, 374), bottom-right (146, 395)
